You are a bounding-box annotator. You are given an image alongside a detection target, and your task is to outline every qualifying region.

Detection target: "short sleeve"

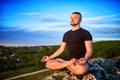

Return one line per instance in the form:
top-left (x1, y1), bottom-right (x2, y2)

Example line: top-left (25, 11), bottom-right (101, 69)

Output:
top-left (62, 33), bottom-right (66, 42)
top-left (84, 31), bottom-right (92, 41)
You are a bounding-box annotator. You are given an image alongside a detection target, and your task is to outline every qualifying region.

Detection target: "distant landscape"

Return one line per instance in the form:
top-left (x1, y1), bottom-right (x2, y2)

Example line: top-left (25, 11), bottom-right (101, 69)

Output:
top-left (0, 40), bottom-right (120, 79)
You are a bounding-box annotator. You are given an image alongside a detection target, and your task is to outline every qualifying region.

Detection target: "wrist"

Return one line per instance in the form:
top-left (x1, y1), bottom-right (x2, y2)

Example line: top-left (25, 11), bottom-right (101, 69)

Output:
top-left (84, 57), bottom-right (89, 61)
top-left (49, 56), bottom-right (52, 60)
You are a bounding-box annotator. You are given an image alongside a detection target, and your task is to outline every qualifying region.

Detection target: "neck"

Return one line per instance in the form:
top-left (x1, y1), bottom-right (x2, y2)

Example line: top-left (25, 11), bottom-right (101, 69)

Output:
top-left (72, 25), bottom-right (80, 31)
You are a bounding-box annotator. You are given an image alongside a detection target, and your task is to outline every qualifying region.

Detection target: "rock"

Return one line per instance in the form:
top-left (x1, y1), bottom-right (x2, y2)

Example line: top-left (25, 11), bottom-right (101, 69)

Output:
top-left (44, 76), bottom-right (55, 80)
top-left (82, 74), bottom-right (96, 80)
top-left (88, 58), bottom-right (120, 80)
top-left (43, 58), bottom-right (120, 80)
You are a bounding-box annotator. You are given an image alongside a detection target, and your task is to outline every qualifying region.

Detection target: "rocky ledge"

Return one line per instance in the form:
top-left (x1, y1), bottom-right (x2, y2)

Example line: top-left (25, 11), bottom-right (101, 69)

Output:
top-left (43, 58), bottom-right (120, 80)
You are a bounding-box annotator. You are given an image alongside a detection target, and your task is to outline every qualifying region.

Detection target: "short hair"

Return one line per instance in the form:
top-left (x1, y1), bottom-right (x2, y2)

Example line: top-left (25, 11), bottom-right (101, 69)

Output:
top-left (72, 12), bottom-right (82, 18)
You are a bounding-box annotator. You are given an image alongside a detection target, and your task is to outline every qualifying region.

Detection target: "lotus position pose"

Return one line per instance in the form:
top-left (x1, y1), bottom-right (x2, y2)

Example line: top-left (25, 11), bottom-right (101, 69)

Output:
top-left (41, 12), bottom-right (92, 75)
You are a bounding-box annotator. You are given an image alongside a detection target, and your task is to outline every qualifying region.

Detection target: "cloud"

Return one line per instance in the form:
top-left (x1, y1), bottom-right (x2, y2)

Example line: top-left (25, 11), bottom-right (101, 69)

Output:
top-left (19, 12), bottom-right (42, 16)
top-left (1, 13), bottom-right (120, 46)
top-left (81, 14), bottom-right (120, 42)
top-left (18, 12), bottom-right (69, 32)
top-left (0, 27), bottom-right (64, 46)
top-left (1, 12), bottom-right (66, 26)
top-left (1, 12), bottom-right (68, 32)
top-left (0, 25), bottom-right (23, 31)
top-left (83, 14), bottom-right (120, 25)
top-left (19, 12), bottom-right (66, 22)
top-left (82, 14), bottom-right (120, 27)
top-left (83, 14), bottom-right (120, 21)
top-left (26, 23), bottom-right (71, 32)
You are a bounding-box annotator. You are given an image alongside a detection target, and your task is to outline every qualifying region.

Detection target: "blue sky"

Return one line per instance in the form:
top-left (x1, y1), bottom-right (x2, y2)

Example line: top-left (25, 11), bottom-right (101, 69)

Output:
top-left (0, 0), bottom-right (120, 46)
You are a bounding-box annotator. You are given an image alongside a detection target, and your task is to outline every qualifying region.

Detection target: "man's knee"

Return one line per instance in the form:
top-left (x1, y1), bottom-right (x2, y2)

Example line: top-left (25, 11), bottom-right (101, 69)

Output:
top-left (45, 60), bottom-right (53, 69)
top-left (74, 68), bottom-right (88, 75)
top-left (71, 63), bottom-right (89, 75)
top-left (79, 64), bottom-right (89, 75)
top-left (45, 62), bottom-right (50, 69)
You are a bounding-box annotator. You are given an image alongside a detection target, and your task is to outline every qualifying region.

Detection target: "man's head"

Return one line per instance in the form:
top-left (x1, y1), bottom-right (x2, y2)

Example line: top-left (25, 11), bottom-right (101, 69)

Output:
top-left (70, 12), bottom-right (82, 26)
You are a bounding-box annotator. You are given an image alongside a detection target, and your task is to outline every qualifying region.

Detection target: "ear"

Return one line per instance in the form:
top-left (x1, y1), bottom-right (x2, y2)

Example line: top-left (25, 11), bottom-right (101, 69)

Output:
top-left (79, 18), bottom-right (82, 22)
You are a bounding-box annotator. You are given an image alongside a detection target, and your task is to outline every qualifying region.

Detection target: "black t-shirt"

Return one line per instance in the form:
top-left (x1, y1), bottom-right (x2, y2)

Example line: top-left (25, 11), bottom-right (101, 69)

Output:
top-left (63, 28), bottom-right (92, 60)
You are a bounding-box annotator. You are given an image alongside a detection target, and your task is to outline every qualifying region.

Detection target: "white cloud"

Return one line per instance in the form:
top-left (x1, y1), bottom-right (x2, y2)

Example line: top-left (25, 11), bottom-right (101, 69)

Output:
top-left (25, 23), bottom-right (70, 32)
top-left (82, 23), bottom-right (120, 28)
top-left (19, 12), bottom-right (57, 19)
top-left (82, 14), bottom-right (120, 29)
top-left (2, 12), bottom-right (120, 35)
top-left (19, 12), bottom-right (65, 22)
top-left (83, 14), bottom-right (119, 21)
top-left (19, 12), bottom-right (42, 16)
top-left (81, 14), bottom-right (120, 42)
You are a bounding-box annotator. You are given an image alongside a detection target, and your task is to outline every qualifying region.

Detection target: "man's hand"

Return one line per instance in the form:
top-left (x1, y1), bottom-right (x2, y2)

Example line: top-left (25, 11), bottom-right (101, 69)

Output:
top-left (41, 56), bottom-right (51, 62)
top-left (78, 58), bottom-right (87, 65)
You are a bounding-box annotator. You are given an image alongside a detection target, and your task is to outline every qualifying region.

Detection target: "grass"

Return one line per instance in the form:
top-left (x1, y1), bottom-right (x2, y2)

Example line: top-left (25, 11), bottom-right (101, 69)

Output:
top-left (11, 70), bottom-right (54, 80)
top-left (0, 66), bottom-right (41, 79)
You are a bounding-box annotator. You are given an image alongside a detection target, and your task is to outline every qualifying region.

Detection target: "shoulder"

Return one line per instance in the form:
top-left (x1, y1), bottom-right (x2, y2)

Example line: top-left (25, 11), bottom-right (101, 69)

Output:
top-left (80, 28), bottom-right (91, 35)
top-left (81, 28), bottom-right (92, 40)
top-left (81, 28), bottom-right (90, 33)
top-left (64, 30), bottom-right (72, 35)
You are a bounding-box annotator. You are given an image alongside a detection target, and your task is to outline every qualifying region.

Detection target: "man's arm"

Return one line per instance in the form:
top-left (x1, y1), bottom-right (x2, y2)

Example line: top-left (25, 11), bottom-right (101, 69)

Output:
top-left (49, 42), bottom-right (67, 59)
top-left (41, 42), bottom-right (66, 62)
top-left (84, 40), bottom-right (92, 61)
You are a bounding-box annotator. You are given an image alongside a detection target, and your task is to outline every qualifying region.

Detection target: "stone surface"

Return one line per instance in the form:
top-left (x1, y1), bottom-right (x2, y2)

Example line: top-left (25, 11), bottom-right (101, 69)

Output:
top-left (43, 58), bottom-right (120, 80)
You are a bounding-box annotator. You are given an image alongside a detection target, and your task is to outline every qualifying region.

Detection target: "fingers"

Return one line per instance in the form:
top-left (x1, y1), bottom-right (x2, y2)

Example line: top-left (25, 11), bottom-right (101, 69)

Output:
top-left (41, 56), bottom-right (49, 62)
top-left (71, 58), bottom-right (76, 63)
top-left (41, 58), bottom-right (45, 62)
top-left (41, 56), bottom-right (45, 62)
top-left (71, 58), bottom-right (76, 62)
top-left (78, 58), bottom-right (86, 65)
top-left (79, 58), bottom-right (84, 61)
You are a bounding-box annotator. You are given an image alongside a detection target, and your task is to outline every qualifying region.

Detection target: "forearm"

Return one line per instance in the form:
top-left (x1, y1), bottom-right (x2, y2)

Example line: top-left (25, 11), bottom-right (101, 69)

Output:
top-left (84, 49), bottom-right (92, 61)
top-left (50, 42), bottom-right (66, 59)
top-left (49, 48), bottom-right (64, 59)
top-left (84, 40), bottom-right (92, 61)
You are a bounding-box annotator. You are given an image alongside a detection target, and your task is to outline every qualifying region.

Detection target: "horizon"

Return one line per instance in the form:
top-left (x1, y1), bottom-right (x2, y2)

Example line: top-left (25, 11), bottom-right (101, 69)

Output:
top-left (0, 40), bottom-right (120, 47)
top-left (1, 0), bottom-right (120, 46)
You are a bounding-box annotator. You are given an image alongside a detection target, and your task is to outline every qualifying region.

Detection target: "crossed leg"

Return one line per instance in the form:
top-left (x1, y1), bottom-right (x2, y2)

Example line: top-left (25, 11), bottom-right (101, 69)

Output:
top-left (45, 58), bottom-right (75, 70)
top-left (66, 62), bottom-right (89, 75)
top-left (45, 58), bottom-right (89, 75)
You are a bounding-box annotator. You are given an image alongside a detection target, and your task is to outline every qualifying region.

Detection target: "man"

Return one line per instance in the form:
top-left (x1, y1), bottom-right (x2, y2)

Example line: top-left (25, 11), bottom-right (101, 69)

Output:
top-left (41, 12), bottom-right (92, 75)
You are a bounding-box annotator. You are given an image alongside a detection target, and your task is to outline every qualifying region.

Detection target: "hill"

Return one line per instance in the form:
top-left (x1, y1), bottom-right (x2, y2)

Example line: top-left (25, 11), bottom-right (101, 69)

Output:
top-left (0, 40), bottom-right (120, 79)
top-left (92, 40), bottom-right (120, 59)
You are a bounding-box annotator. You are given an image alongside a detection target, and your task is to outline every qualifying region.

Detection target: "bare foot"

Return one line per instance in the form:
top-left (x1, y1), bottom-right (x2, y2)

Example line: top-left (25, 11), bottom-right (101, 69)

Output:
top-left (66, 58), bottom-right (75, 66)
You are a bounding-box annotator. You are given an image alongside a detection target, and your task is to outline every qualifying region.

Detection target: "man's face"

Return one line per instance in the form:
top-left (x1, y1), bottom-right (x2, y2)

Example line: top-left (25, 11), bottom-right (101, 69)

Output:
top-left (70, 14), bottom-right (81, 26)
